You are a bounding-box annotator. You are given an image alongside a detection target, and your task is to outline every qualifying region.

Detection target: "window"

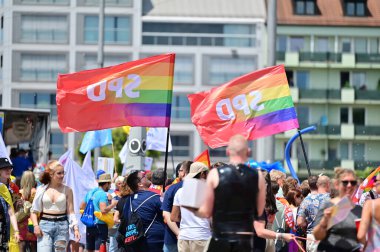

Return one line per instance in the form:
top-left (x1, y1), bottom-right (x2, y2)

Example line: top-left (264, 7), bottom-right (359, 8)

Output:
top-left (352, 143), bottom-right (365, 161)
top-left (340, 142), bottom-right (349, 159)
top-left (19, 92), bottom-right (57, 119)
top-left (209, 147), bottom-right (227, 158)
top-left (286, 70), bottom-right (294, 87)
top-left (340, 38), bottom-right (351, 53)
top-left (296, 106), bottom-right (309, 126)
top-left (17, 0), bottom-right (69, 4)
top-left (80, 54), bottom-right (130, 70)
top-left (206, 56), bottom-right (257, 85)
top-left (296, 71), bottom-right (309, 89)
top-left (340, 107), bottom-right (349, 123)
top-left (294, 0), bottom-right (317, 15)
top-left (351, 72), bottom-right (366, 89)
top-left (84, 16), bottom-right (132, 44)
top-left (290, 37), bottom-right (305, 52)
top-left (369, 38), bottom-right (379, 54)
top-left (344, 0), bottom-right (366, 17)
top-left (354, 38), bottom-right (367, 53)
top-left (50, 132), bottom-right (65, 159)
top-left (340, 71), bottom-right (350, 88)
top-left (79, 0), bottom-right (133, 6)
top-left (172, 94), bottom-right (191, 121)
top-left (20, 54), bottom-right (66, 82)
top-left (353, 108), bottom-right (365, 125)
top-left (277, 35), bottom-right (287, 52)
top-left (174, 55), bottom-right (194, 85)
top-left (315, 37), bottom-right (329, 52)
top-left (21, 15), bottom-right (68, 43)
top-left (171, 134), bottom-right (191, 157)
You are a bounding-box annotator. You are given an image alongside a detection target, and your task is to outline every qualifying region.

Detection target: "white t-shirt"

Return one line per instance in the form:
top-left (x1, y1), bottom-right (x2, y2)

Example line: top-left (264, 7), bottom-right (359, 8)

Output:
top-left (173, 188), bottom-right (212, 240)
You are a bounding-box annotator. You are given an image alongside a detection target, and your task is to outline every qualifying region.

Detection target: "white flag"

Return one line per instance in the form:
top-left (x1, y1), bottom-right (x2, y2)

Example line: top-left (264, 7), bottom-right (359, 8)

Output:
top-left (119, 140), bottom-right (129, 164)
top-left (147, 128), bottom-right (172, 152)
top-left (0, 133), bottom-right (11, 162)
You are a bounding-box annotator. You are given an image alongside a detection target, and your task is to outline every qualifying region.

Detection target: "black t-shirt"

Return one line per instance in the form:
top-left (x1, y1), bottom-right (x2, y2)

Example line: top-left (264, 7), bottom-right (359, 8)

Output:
top-left (116, 196), bottom-right (129, 221)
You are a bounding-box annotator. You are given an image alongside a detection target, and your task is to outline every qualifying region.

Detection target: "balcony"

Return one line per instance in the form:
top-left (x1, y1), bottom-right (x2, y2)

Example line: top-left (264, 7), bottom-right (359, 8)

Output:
top-left (298, 124), bottom-right (341, 135)
top-left (299, 52), bottom-right (341, 63)
top-left (356, 90), bottom-right (380, 100)
top-left (298, 159), bottom-right (340, 170)
top-left (356, 53), bottom-right (380, 64)
top-left (17, 0), bottom-right (69, 4)
top-left (355, 126), bottom-right (380, 136)
top-left (355, 160), bottom-right (380, 170)
top-left (299, 89), bottom-right (327, 99)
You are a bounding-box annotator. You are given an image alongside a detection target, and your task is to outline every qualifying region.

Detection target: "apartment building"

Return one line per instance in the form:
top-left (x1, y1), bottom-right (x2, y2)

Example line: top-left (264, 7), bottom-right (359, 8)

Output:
top-left (275, 0), bottom-right (380, 175)
top-left (0, 0), bottom-right (266, 164)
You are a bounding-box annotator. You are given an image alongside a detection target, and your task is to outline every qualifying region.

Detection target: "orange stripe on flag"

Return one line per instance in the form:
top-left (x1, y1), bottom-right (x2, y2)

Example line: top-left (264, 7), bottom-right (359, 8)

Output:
top-left (194, 149), bottom-right (211, 168)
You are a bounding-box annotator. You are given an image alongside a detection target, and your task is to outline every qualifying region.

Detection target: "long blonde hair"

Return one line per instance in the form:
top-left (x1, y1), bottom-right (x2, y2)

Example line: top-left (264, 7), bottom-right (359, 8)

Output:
top-left (20, 171), bottom-right (36, 200)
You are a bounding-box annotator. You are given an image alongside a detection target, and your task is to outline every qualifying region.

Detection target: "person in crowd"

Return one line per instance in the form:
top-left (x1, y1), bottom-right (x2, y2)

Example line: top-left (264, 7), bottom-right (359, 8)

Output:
top-left (300, 180), bottom-right (310, 198)
top-left (270, 170), bottom-right (286, 198)
top-left (11, 149), bottom-right (33, 185)
top-left (165, 163), bottom-right (184, 191)
top-left (297, 175), bottom-right (330, 252)
top-left (109, 175), bottom-right (126, 252)
top-left (171, 162), bottom-right (211, 252)
top-left (80, 173), bottom-right (116, 252)
top-left (149, 168), bottom-right (165, 195)
top-left (114, 175), bottom-right (132, 229)
top-left (359, 187), bottom-right (379, 207)
top-left (96, 170), bottom-right (106, 181)
top-left (313, 169), bottom-right (362, 252)
top-left (165, 178), bottom-right (174, 187)
top-left (0, 158), bottom-right (20, 251)
top-left (253, 171), bottom-right (293, 252)
top-left (188, 134), bottom-right (266, 251)
top-left (162, 161), bottom-right (192, 252)
top-left (30, 160), bottom-right (80, 251)
top-left (18, 171), bottom-right (37, 252)
top-left (270, 180), bottom-right (285, 234)
top-left (282, 177), bottom-right (298, 198)
top-left (123, 171), bottom-right (165, 251)
top-left (210, 162), bottom-right (227, 169)
top-left (285, 188), bottom-right (303, 252)
top-left (357, 172), bottom-right (380, 251)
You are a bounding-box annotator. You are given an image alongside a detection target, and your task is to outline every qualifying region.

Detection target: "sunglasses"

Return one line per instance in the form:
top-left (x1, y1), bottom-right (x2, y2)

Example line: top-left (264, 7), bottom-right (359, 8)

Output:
top-left (341, 180), bottom-right (357, 186)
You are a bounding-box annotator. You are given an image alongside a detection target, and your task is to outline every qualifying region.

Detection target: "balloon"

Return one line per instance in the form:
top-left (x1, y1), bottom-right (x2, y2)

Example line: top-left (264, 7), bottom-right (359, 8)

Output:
top-left (94, 211), bottom-right (114, 228)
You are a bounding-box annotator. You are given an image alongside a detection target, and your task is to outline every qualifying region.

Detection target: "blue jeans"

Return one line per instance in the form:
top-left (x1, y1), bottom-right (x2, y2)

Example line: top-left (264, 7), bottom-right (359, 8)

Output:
top-left (163, 243), bottom-right (178, 252)
top-left (37, 219), bottom-right (69, 252)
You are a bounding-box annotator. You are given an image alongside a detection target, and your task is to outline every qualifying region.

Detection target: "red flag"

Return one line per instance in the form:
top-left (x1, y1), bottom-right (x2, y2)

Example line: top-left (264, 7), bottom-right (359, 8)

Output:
top-left (188, 65), bottom-right (298, 148)
top-left (57, 54), bottom-right (175, 133)
top-left (194, 149), bottom-right (211, 168)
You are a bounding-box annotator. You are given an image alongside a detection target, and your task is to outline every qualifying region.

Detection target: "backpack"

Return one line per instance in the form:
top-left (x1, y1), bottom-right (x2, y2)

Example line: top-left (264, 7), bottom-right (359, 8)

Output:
top-left (119, 194), bottom-right (158, 246)
top-left (80, 189), bottom-right (98, 227)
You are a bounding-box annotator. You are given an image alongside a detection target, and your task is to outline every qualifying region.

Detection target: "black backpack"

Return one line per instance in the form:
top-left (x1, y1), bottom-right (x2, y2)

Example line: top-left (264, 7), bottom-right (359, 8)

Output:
top-left (118, 193), bottom-right (159, 246)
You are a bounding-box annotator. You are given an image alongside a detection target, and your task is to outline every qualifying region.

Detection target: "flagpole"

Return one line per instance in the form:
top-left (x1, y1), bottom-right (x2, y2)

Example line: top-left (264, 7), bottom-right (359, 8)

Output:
top-left (111, 142), bottom-right (117, 175)
top-left (162, 127), bottom-right (171, 193)
top-left (298, 129), bottom-right (311, 177)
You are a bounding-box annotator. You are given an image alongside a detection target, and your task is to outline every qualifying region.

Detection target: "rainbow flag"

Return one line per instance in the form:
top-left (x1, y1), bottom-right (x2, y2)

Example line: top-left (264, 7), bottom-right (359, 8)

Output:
top-left (57, 54), bottom-right (175, 133)
top-left (188, 65), bottom-right (299, 148)
top-left (353, 166), bottom-right (380, 204)
top-left (194, 149), bottom-right (211, 168)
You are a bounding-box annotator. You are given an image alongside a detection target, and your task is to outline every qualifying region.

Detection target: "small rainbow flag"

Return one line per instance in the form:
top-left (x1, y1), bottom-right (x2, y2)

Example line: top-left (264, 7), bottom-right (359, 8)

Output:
top-left (57, 54), bottom-right (175, 133)
top-left (353, 166), bottom-right (380, 204)
top-left (188, 65), bottom-right (299, 148)
top-left (194, 149), bottom-right (211, 168)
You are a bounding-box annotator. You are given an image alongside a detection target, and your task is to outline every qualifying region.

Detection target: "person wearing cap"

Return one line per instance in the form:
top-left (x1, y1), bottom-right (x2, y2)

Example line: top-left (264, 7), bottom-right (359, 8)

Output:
top-left (171, 162), bottom-right (211, 252)
top-left (0, 157), bottom-right (20, 250)
top-left (81, 173), bottom-right (116, 252)
top-left (30, 160), bottom-right (80, 251)
top-left (187, 135), bottom-right (266, 252)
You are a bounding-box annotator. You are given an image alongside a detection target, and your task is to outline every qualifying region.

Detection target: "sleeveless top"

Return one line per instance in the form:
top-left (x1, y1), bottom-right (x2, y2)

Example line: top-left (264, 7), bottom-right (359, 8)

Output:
top-left (42, 186), bottom-right (67, 212)
top-left (364, 200), bottom-right (380, 252)
top-left (212, 164), bottom-right (259, 240)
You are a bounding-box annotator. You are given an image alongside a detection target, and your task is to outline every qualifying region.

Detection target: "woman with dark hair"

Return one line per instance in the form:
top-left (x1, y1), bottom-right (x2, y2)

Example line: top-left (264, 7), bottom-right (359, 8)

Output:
top-left (253, 170), bottom-right (293, 252)
top-left (285, 189), bottom-right (303, 252)
top-left (30, 160), bottom-right (80, 251)
top-left (313, 169), bottom-right (362, 252)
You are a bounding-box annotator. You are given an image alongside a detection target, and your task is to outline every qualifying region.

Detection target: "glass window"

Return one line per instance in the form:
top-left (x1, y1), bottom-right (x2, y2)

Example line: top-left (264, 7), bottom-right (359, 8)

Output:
top-left (207, 56), bottom-right (257, 85)
top-left (341, 38), bottom-right (351, 53)
top-left (296, 71), bottom-right (309, 89)
top-left (352, 143), bottom-right (365, 161)
top-left (315, 37), bottom-right (329, 52)
top-left (20, 54), bottom-right (66, 82)
top-left (21, 15), bottom-right (67, 43)
top-left (172, 94), bottom-right (191, 121)
top-left (369, 38), bottom-right (379, 54)
top-left (84, 16), bottom-right (132, 44)
top-left (19, 92), bottom-right (57, 119)
top-left (81, 0), bottom-right (133, 6)
top-left (354, 38), bottom-right (367, 53)
top-left (294, 0), bottom-right (316, 15)
top-left (353, 108), bottom-right (365, 125)
top-left (277, 35), bottom-right (287, 52)
top-left (174, 55), bottom-right (194, 85)
top-left (50, 132), bottom-right (65, 159)
top-left (290, 37), bottom-right (305, 52)
top-left (171, 134), bottom-right (191, 157)
top-left (345, 0), bottom-right (366, 16)
top-left (209, 147), bottom-right (227, 158)
top-left (81, 54), bottom-right (130, 70)
top-left (223, 24), bottom-right (255, 47)
top-left (340, 107), bottom-right (349, 123)
top-left (296, 106), bottom-right (309, 126)
top-left (18, 0), bottom-right (69, 4)
top-left (340, 142), bottom-right (349, 159)
top-left (352, 72), bottom-right (366, 89)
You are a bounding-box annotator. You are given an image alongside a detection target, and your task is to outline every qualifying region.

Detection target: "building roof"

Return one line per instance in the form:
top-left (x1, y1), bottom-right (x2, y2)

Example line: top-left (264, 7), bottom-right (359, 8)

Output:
top-left (278, 0), bottom-right (380, 26)
top-left (142, 0), bottom-right (266, 20)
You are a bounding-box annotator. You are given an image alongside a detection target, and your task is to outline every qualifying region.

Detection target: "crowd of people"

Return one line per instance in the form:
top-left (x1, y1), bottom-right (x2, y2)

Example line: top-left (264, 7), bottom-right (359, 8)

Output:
top-left (0, 135), bottom-right (380, 251)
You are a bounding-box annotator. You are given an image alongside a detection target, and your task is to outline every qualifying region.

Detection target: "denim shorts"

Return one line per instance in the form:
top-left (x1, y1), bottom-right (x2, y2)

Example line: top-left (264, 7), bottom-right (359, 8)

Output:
top-left (86, 224), bottom-right (108, 250)
top-left (37, 219), bottom-right (69, 252)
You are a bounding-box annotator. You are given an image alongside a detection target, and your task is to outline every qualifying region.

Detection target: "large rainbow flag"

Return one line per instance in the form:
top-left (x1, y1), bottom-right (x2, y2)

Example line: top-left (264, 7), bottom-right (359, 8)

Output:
top-left (57, 54), bottom-right (175, 133)
top-left (188, 65), bottom-right (298, 148)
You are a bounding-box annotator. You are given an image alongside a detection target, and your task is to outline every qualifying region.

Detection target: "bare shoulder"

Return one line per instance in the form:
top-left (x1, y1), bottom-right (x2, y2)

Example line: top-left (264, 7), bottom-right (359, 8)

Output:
top-left (207, 168), bottom-right (219, 189)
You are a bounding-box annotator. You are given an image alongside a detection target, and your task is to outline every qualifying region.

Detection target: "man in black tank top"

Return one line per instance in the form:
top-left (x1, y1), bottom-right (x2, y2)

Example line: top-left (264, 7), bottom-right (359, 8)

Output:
top-left (188, 135), bottom-right (266, 252)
